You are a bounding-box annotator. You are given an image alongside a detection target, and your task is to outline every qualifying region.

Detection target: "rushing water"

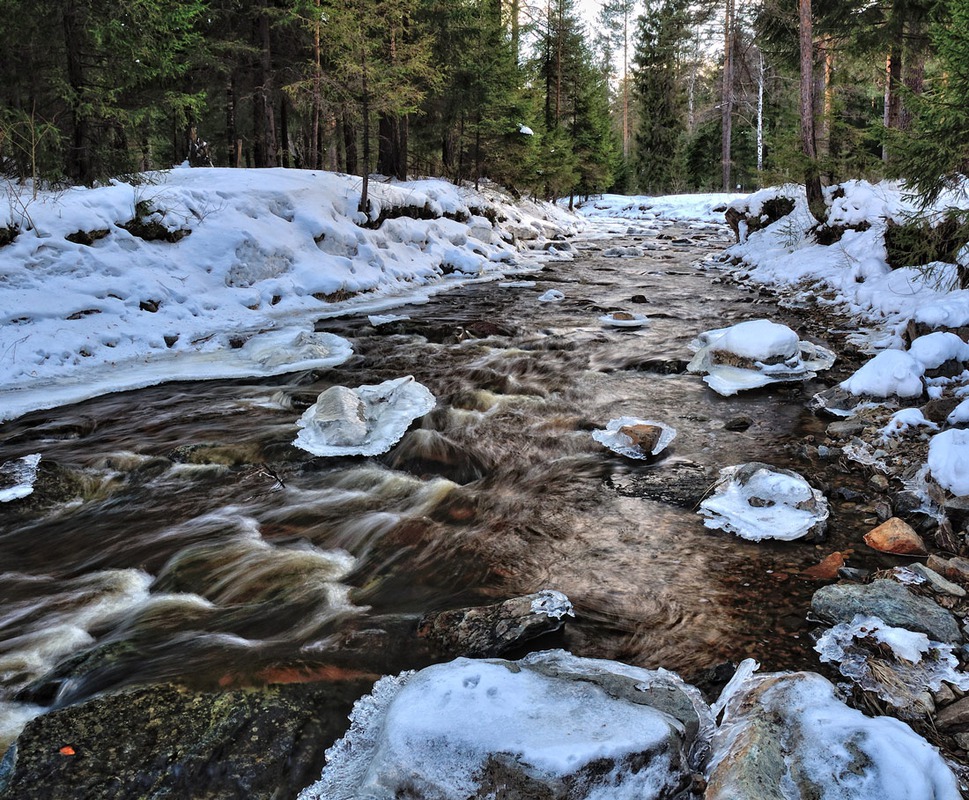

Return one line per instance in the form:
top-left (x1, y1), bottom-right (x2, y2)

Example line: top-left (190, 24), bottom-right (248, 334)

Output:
top-left (0, 218), bottom-right (875, 753)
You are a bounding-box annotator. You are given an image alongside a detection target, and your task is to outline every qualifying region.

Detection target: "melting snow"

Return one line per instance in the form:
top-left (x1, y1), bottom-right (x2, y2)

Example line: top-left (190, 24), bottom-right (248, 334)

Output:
top-left (927, 429), bottom-right (969, 496)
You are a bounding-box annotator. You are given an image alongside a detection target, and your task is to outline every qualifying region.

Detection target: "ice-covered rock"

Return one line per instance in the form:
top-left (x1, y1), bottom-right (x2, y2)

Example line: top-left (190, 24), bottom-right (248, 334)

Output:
top-left (298, 650), bottom-right (713, 800)
top-left (592, 417), bottom-right (677, 459)
top-left (599, 311), bottom-right (649, 328)
top-left (0, 453), bottom-right (42, 503)
top-left (811, 579), bottom-right (962, 644)
top-left (815, 614), bottom-right (969, 716)
top-left (293, 376), bottom-right (436, 457)
top-left (840, 349), bottom-right (925, 399)
top-left (417, 590), bottom-right (574, 657)
top-left (706, 667), bottom-right (961, 800)
top-left (687, 319), bottom-right (835, 396)
top-left (698, 462), bottom-right (828, 541)
top-left (537, 289), bottom-right (565, 303)
top-left (928, 428), bottom-right (969, 496)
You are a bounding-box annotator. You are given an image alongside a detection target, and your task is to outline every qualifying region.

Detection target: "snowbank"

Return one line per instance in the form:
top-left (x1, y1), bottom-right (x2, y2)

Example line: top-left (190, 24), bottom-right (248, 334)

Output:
top-left (576, 192), bottom-right (745, 224)
top-left (0, 169), bottom-right (578, 421)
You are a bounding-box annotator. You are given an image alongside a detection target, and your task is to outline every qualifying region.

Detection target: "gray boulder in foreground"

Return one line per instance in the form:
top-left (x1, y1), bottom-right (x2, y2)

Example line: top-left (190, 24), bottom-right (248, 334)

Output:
top-left (811, 579), bottom-right (962, 644)
top-left (706, 669), bottom-right (961, 800)
top-left (298, 650), bottom-right (712, 800)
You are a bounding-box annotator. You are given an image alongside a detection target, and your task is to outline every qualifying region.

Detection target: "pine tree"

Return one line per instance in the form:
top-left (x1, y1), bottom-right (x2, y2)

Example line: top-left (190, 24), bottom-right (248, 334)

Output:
top-left (632, 0), bottom-right (692, 194)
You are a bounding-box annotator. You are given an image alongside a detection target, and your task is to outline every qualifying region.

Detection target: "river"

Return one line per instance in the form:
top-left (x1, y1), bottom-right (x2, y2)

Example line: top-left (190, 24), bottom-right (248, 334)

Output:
top-left (0, 216), bottom-right (877, 766)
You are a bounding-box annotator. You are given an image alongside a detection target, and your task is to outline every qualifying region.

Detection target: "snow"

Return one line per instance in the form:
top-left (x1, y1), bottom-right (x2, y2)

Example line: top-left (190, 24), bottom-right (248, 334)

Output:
top-left (577, 192), bottom-right (745, 224)
top-left (699, 464), bottom-right (828, 541)
top-left (537, 289), bottom-right (565, 302)
top-left (0, 453), bottom-right (42, 502)
top-left (947, 397), bottom-right (969, 424)
top-left (840, 349), bottom-right (925, 398)
top-left (293, 376), bottom-right (436, 457)
top-left (880, 408), bottom-right (938, 439)
top-left (927, 428), bottom-right (969, 496)
top-left (687, 320), bottom-right (835, 396)
top-left (591, 417), bottom-right (677, 459)
top-left (909, 332), bottom-right (969, 369)
top-left (0, 169), bottom-right (577, 422)
top-left (529, 590), bottom-right (574, 620)
top-left (697, 319), bottom-right (800, 362)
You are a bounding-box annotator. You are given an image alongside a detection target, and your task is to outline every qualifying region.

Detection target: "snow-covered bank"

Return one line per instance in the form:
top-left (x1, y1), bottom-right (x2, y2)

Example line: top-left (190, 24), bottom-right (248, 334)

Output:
top-left (0, 169), bottom-right (579, 422)
top-left (575, 191), bottom-right (746, 224)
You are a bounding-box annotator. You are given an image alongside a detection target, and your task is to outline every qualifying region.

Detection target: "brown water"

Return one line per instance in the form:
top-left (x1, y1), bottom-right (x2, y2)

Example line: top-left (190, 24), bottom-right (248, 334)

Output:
top-left (0, 219), bottom-right (872, 746)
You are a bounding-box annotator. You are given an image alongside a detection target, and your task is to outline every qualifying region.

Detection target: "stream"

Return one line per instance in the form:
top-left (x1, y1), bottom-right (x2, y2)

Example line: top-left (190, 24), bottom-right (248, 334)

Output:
top-left (0, 216), bottom-right (878, 762)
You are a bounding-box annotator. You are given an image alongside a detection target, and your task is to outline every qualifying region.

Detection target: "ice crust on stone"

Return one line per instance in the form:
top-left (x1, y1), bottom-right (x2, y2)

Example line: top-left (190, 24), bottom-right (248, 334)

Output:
top-left (815, 614), bottom-right (969, 711)
top-left (687, 320), bottom-right (835, 396)
top-left (530, 590), bottom-right (575, 620)
top-left (599, 311), bottom-right (649, 328)
top-left (294, 376), bottom-right (436, 457)
top-left (0, 453), bottom-right (42, 503)
top-left (699, 463), bottom-right (828, 541)
top-left (300, 651), bottom-right (712, 800)
top-left (591, 417), bottom-right (677, 459)
top-left (367, 314), bottom-right (410, 326)
top-left (707, 667), bottom-right (962, 800)
top-left (537, 289), bottom-right (565, 302)
top-left (840, 349), bottom-right (925, 398)
top-left (927, 428), bottom-right (969, 496)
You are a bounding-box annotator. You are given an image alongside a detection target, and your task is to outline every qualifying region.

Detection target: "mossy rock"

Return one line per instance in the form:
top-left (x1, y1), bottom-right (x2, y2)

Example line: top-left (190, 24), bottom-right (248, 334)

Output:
top-left (0, 225), bottom-right (20, 247)
top-left (0, 680), bottom-right (372, 800)
top-left (884, 212), bottom-right (969, 288)
top-left (66, 229), bottom-right (110, 246)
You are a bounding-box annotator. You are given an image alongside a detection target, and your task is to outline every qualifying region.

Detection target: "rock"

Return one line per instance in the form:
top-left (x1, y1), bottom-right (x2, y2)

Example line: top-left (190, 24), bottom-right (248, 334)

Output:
top-left (827, 419), bottom-right (865, 437)
top-left (707, 670), bottom-right (961, 800)
top-left (811, 579), bottom-right (962, 644)
top-left (908, 564), bottom-right (967, 598)
top-left (922, 397), bottom-right (962, 424)
top-left (609, 460), bottom-right (716, 508)
top-left (617, 423), bottom-right (662, 453)
top-left (869, 474), bottom-right (890, 492)
top-left (927, 555), bottom-right (969, 585)
top-left (723, 415), bottom-right (752, 432)
top-left (801, 552), bottom-right (846, 580)
top-left (0, 680), bottom-right (372, 800)
top-left (892, 489), bottom-right (924, 516)
top-left (863, 517), bottom-right (928, 556)
top-left (417, 590), bottom-right (574, 657)
top-left (298, 651), bottom-right (712, 800)
top-left (937, 696), bottom-right (969, 730)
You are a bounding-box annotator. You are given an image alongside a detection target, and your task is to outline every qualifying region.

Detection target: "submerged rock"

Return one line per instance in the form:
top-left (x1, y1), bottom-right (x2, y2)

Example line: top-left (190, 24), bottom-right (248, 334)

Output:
top-left (298, 650), bottom-right (712, 800)
top-left (687, 319), bottom-right (835, 397)
top-left (707, 667), bottom-right (961, 800)
top-left (699, 462), bottom-right (828, 542)
top-left (417, 590), bottom-right (574, 657)
top-left (811, 579), bottom-right (962, 644)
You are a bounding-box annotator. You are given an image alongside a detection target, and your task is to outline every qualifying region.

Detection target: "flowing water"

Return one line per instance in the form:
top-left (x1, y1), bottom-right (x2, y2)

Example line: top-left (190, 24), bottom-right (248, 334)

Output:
top-left (0, 218), bottom-right (874, 753)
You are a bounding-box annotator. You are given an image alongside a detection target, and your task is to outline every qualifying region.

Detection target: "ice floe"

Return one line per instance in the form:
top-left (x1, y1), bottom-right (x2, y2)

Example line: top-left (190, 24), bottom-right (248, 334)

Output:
top-left (699, 462), bottom-right (829, 541)
top-left (592, 417), bottom-right (677, 459)
top-left (687, 319), bottom-right (835, 396)
top-left (293, 376), bottom-right (436, 457)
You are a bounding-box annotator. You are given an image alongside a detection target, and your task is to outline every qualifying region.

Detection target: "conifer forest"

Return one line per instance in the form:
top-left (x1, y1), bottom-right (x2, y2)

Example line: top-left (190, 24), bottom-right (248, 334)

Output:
top-left (1, 0), bottom-right (968, 212)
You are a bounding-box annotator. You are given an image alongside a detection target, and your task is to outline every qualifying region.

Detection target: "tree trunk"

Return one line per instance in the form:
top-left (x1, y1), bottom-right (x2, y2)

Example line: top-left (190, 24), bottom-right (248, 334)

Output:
top-left (226, 73), bottom-right (240, 167)
top-left (757, 51), bottom-right (764, 174)
top-left (342, 115), bottom-right (357, 175)
top-left (820, 37), bottom-right (834, 164)
top-left (258, 11), bottom-right (278, 167)
top-left (378, 113), bottom-right (408, 180)
top-left (799, 0), bottom-right (823, 219)
top-left (63, 0), bottom-right (91, 183)
top-left (359, 58), bottom-right (370, 217)
top-left (280, 96), bottom-right (291, 167)
top-left (511, 0), bottom-right (520, 64)
top-left (882, 43), bottom-right (902, 162)
top-left (310, 0), bottom-right (322, 170)
top-left (721, 0), bottom-right (735, 191)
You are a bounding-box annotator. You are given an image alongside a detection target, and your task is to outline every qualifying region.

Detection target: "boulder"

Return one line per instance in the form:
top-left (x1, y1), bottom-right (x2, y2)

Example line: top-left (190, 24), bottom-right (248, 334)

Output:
top-left (811, 579), bottom-right (962, 644)
top-left (706, 670), bottom-right (961, 800)
top-left (801, 552), bottom-right (846, 581)
top-left (863, 517), bottom-right (927, 556)
top-left (417, 591), bottom-right (574, 657)
top-left (298, 651), bottom-right (712, 800)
